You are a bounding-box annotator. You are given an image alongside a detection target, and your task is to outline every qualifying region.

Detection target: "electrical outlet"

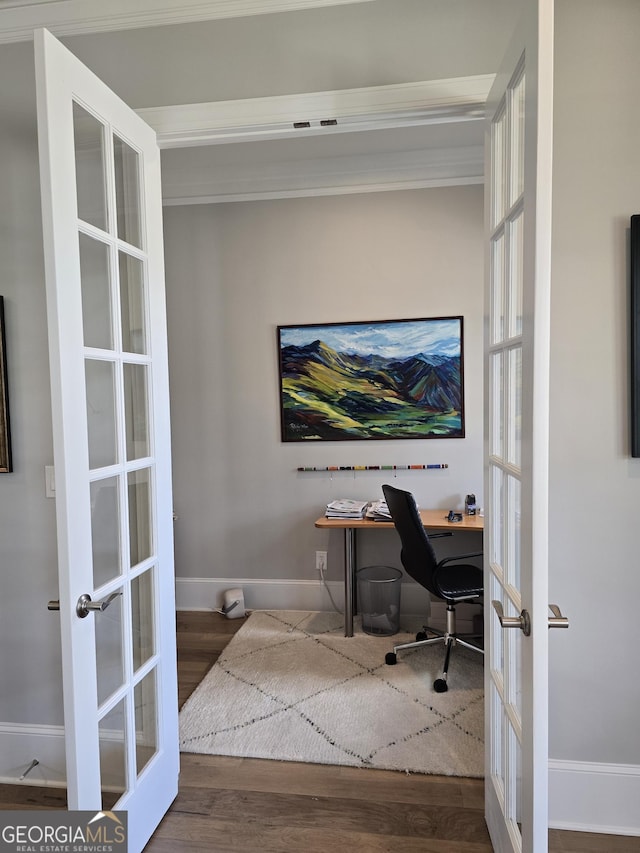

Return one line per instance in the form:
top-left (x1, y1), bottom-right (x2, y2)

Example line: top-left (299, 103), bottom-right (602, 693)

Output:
top-left (316, 550), bottom-right (327, 576)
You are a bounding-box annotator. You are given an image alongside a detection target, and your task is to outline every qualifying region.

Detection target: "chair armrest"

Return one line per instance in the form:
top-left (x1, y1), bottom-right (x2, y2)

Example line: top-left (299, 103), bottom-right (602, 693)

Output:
top-left (437, 551), bottom-right (483, 567)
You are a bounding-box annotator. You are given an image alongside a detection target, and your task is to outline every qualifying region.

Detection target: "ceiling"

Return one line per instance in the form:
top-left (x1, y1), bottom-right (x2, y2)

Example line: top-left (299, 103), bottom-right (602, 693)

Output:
top-left (0, 0), bottom-right (377, 43)
top-left (159, 114), bottom-right (485, 204)
top-left (0, 0), bottom-right (515, 201)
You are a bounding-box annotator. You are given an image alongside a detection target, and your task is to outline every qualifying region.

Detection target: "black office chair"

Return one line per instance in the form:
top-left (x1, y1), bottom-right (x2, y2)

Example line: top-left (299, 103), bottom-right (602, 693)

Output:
top-left (382, 484), bottom-right (484, 692)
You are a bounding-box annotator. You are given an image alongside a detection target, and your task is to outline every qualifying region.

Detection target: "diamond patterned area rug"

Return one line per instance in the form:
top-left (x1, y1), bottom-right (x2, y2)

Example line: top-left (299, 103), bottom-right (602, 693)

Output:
top-left (179, 609), bottom-right (484, 777)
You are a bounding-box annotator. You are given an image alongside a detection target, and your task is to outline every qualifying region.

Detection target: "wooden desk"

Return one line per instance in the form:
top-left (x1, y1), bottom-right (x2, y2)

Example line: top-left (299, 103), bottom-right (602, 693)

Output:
top-left (315, 510), bottom-right (484, 637)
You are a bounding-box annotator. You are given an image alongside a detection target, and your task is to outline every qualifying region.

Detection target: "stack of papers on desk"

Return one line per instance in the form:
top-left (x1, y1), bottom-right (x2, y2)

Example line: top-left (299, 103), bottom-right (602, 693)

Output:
top-left (325, 499), bottom-right (369, 519)
top-left (366, 499), bottom-right (393, 521)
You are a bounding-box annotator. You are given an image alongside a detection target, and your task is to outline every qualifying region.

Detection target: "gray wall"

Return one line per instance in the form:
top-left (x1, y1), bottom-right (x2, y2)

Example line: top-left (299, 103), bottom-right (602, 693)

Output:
top-left (0, 0), bottom-right (511, 735)
top-left (0, 0), bottom-right (638, 816)
top-left (548, 0), bottom-right (640, 765)
top-left (0, 42), bottom-right (63, 726)
top-left (162, 188), bottom-right (484, 589)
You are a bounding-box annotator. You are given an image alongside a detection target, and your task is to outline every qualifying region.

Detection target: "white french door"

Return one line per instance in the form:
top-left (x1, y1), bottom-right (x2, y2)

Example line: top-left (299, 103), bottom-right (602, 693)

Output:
top-left (484, 2), bottom-right (556, 852)
top-left (35, 28), bottom-right (178, 852)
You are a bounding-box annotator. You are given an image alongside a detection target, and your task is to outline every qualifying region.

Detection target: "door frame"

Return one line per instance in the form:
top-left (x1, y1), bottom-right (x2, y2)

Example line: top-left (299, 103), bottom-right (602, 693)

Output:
top-left (20, 0), bottom-right (549, 832)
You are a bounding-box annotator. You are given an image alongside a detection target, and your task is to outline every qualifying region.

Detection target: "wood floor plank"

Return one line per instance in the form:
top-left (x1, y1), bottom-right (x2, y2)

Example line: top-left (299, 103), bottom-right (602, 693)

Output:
top-left (0, 784), bottom-right (66, 810)
top-left (164, 786), bottom-right (491, 843)
top-left (146, 823), bottom-right (493, 853)
top-left (177, 753), bottom-right (482, 809)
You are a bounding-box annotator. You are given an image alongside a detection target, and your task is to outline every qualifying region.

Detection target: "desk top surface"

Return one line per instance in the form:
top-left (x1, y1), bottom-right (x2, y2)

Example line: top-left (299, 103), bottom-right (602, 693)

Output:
top-left (315, 509), bottom-right (484, 532)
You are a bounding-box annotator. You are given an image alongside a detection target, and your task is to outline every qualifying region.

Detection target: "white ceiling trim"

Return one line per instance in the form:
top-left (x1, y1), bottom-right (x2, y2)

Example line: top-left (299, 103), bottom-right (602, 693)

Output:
top-left (0, 0), bottom-right (374, 44)
top-left (161, 145), bottom-right (485, 205)
top-left (138, 75), bottom-right (494, 149)
top-left (163, 175), bottom-right (484, 206)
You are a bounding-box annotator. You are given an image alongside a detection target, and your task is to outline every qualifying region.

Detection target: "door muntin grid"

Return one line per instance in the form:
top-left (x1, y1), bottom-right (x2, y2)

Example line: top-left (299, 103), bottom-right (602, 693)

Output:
top-left (73, 98), bottom-right (160, 801)
top-left (488, 60), bottom-right (526, 847)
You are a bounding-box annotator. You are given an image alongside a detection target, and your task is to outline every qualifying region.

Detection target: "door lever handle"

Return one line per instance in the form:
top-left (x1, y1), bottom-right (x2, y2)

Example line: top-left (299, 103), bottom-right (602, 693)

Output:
top-left (491, 600), bottom-right (531, 636)
top-left (76, 592), bottom-right (121, 619)
top-left (548, 604), bottom-right (569, 629)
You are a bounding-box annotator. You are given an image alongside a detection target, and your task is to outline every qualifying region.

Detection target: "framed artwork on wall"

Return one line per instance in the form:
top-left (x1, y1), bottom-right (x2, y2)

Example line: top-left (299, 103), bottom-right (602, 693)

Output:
top-left (277, 316), bottom-right (465, 442)
top-left (0, 296), bottom-right (12, 472)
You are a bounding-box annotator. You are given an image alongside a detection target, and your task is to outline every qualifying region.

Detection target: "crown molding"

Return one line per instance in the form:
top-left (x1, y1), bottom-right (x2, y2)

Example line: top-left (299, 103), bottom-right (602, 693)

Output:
top-left (161, 145), bottom-right (485, 205)
top-left (138, 75), bottom-right (494, 149)
top-left (0, 0), bottom-right (374, 44)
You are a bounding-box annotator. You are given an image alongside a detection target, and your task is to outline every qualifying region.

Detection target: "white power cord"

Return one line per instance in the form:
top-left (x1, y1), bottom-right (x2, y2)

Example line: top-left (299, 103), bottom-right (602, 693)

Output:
top-left (319, 563), bottom-right (343, 614)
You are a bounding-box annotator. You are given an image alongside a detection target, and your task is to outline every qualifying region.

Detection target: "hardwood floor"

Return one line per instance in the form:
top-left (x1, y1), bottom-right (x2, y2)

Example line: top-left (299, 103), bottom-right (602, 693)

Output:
top-left (151, 611), bottom-right (493, 853)
top-left (149, 612), bottom-right (638, 853)
top-left (1, 611), bottom-right (636, 851)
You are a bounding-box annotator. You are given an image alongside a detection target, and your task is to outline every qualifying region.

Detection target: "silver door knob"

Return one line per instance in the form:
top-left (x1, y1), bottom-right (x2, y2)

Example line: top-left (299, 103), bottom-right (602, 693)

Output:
top-left (492, 600), bottom-right (531, 636)
top-left (76, 592), bottom-right (121, 619)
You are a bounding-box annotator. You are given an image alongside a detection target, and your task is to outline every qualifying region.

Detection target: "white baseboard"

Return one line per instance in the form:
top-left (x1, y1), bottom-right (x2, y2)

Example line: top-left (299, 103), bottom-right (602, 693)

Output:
top-left (0, 722), bottom-right (66, 787)
top-left (175, 575), bottom-right (436, 618)
top-left (174, 576), bottom-right (484, 632)
top-left (549, 759), bottom-right (640, 836)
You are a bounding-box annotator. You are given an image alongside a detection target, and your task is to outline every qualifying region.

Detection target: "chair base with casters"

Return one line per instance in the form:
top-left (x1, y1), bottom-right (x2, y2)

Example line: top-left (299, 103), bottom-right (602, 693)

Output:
top-left (385, 599), bottom-right (484, 692)
top-left (381, 483), bottom-right (485, 693)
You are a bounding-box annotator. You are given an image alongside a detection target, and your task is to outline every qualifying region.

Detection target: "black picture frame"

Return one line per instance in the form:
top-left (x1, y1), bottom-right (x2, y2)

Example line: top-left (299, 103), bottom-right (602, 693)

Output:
top-left (631, 216), bottom-right (640, 457)
top-left (277, 316), bottom-right (465, 442)
top-left (0, 296), bottom-right (12, 472)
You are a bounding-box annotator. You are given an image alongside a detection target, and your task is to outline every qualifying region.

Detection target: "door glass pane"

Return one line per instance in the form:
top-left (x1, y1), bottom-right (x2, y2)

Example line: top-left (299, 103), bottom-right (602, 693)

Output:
top-left (491, 351), bottom-right (504, 459)
top-left (491, 231), bottom-right (506, 345)
top-left (507, 346), bottom-right (522, 468)
top-left (490, 680), bottom-right (506, 795)
top-left (509, 211), bottom-right (524, 337)
top-left (73, 102), bottom-right (107, 231)
top-left (510, 70), bottom-right (526, 206)
top-left (128, 468), bottom-right (152, 568)
top-left (490, 574), bottom-right (505, 679)
top-left (79, 234), bottom-right (113, 350)
top-left (505, 597), bottom-right (522, 714)
top-left (124, 363), bottom-right (150, 461)
top-left (85, 359), bottom-right (118, 469)
top-left (135, 668), bottom-right (158, 777)
top-left (119, 252), bottom-right (147, 354)
top-left (515, 733), bottom-right (522, 837)
top-left (99, 697), bottom-right (127, 803)
top-left (506, 475), bottom-right (521, 590)
top-left (506, 719), bottom-right (523, 842)
top-left (492, 107), bottom-right (506, 228)
top-left (490, 464), bottom-right (504, 570)
top-left (114, 135), bottom-right (142, 249)
top-left (96, 589), bottom-right (124, 706)
top-left (91, 477), bottom-right (121, 587)
top-left (131, 568), bottom-right (155, 671)
top-left (513, 621), bottom-right (523, 720)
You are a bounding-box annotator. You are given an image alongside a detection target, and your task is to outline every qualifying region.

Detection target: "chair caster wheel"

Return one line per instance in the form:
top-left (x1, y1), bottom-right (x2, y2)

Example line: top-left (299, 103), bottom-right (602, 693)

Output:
top-left (433, 678), bottom-right (448, 693)
top-left (416, 631), bottom-right (428, 642)
top-left (385, 652), bottom-right (397, 665)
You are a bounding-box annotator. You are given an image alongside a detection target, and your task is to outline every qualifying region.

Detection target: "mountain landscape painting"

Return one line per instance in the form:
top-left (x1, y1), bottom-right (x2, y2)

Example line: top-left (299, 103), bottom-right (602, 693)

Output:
top-left (277, 317), bottom-right (464, 442)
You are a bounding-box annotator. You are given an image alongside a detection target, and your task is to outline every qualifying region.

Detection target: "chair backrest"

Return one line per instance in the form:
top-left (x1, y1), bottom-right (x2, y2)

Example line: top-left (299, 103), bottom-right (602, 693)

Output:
top-left (382, 484), bottom-right (439, 596)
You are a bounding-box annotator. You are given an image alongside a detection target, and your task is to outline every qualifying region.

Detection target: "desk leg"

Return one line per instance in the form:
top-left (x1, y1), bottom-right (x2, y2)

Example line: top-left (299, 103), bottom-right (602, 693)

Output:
top-left (344, 527), bottom-right (356, 637)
